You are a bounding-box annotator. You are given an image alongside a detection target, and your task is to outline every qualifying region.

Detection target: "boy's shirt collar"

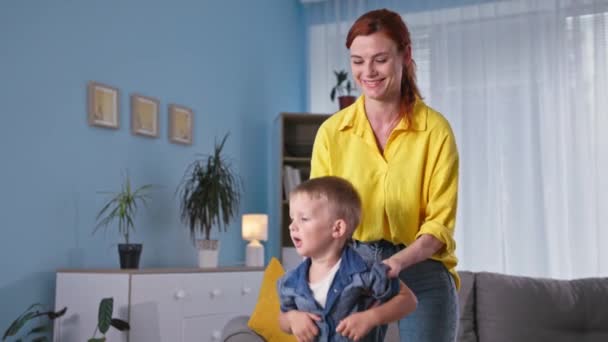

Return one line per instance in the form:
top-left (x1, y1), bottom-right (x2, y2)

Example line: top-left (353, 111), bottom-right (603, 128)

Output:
top-left (291, 244), bottom-right (369, 312)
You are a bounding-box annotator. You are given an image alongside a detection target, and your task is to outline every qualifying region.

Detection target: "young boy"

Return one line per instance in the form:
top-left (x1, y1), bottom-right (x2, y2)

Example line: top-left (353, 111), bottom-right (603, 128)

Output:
top-left (278, 176), bottom-right (417, 342)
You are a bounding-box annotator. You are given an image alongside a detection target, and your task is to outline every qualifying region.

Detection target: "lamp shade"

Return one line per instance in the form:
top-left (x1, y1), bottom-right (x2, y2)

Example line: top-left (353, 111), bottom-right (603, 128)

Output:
top-left (242, 214), bottom-right (268, 241)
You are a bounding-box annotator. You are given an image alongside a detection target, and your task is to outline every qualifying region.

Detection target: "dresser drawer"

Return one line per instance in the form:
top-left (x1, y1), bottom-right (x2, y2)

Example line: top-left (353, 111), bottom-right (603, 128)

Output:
top-left (130, 274), bottom-right (184, 342)
top-left (181, 271), bottom-right (262, 317)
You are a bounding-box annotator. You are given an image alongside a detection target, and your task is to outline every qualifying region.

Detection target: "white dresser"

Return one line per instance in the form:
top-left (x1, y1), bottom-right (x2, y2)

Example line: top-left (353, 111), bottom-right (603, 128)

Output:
top-left (53, 267), bottom-right (263, 342)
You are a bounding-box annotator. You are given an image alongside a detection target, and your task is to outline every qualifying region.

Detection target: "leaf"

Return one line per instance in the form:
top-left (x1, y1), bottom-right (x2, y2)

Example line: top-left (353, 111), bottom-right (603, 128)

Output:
top-left (97, 298), bottom-right (113, 334)
top-left (3, 311), bottom-right (37, 339)
top-left (31, 336), bottom-right (48, 342)
top-left (110, 318), bottom-right (130, 331)
top-left (88, 338), bottom-right (106, 342)
top-left (47, 307), bottom-right (67, 320)
top-left (26, 325), bottom-right (48, 336)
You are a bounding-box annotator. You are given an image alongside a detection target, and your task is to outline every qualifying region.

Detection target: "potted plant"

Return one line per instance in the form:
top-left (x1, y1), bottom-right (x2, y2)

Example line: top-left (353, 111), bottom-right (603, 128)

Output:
top-left (176, 133), bottom-right (241, 268)
top-left (330, 69), bottom-right (356, 109)
top-left (95, 173), bottom-right (153, 269)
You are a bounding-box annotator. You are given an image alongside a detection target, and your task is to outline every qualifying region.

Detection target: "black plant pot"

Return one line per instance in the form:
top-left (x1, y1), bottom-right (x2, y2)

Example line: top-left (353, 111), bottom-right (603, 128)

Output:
top-left (338, 96), bottom-right (356, 109)
top-left (118, 243), bottom-right (142, 269)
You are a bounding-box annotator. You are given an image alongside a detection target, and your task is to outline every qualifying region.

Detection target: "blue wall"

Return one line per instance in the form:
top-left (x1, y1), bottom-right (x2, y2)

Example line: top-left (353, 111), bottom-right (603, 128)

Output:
top-left (0, 0), bottom-right (304, 330)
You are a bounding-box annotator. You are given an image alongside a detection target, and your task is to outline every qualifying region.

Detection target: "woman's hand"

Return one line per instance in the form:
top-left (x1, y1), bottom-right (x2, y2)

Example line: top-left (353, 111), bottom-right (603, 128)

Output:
top-left (382, 234), bottom-right (446, 278)
top-left (382, 257), bottom-right (404, 278)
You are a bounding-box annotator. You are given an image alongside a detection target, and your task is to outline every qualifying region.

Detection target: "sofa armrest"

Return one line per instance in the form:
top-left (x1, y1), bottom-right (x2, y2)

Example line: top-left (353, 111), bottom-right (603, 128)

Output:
top-left (222, 316), bottom-right (266, 342)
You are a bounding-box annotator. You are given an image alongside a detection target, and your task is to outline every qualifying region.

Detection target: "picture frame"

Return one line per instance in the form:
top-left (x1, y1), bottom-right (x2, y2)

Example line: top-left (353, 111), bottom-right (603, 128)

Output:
top-left (88, 81), bottom-right (119, 129)
top-left (168, 104), bottom-right (193, 145)
top-left (131, 94), bottom-right (160, 138)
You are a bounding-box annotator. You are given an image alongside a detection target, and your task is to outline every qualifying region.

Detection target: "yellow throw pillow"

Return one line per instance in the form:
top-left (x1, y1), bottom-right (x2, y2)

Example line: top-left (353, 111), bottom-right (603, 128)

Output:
top-left (248, 257), bottom-right (297, 342)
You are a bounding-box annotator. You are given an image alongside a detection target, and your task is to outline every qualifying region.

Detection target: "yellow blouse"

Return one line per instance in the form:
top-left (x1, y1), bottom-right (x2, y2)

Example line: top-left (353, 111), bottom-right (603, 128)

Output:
top-left (310, 96), bottom-right (460, 288)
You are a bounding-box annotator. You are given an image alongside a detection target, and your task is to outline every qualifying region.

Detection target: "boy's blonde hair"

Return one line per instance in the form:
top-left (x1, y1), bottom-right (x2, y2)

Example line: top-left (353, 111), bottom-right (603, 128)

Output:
top-left (291, 176), bottom-right (362, 236)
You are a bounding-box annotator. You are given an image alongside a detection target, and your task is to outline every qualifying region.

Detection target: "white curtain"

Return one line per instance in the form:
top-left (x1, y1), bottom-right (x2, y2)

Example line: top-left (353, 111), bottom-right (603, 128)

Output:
top-left (304, 0), bottom-right (608, 279)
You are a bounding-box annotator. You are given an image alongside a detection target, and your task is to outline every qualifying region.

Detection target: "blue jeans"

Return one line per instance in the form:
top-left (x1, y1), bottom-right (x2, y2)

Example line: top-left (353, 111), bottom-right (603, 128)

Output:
top-left (351, 240), bottom-right (458, 342)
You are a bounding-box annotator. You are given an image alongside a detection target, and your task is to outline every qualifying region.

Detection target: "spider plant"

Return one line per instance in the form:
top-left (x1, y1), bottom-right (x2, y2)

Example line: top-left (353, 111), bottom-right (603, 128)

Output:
top-left (94, 173), bottom-right (152, 245)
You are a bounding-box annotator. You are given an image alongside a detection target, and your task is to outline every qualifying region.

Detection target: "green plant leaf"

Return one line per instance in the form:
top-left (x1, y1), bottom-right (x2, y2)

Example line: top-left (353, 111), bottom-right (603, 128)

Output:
top-left (27, 325), bottom-right (48, 336)
top-left (88, 338), bottom-right (106, 342)
top-left (97, 298), bottom-right (113, 334)
top-left (110, 318), bottom-right (130, 331)
top-left (3, 311), bottom-right (37, 339)
top-left (47, 307), bottom-right (67, 320)
top-left (31, 336), bottom-right (48, 342)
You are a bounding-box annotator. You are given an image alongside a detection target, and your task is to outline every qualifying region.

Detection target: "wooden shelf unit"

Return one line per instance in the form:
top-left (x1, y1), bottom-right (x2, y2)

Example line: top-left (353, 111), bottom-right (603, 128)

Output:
top-left (277, 113), bottom-right (330, 267)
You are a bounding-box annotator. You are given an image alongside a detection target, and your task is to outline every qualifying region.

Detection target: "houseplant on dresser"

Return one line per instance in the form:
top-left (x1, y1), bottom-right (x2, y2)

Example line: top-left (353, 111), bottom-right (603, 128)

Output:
top-left (94, 172), bottom-right (153, 269)
top-left (177, 133), bottom-right (241, 268)
top-left (330, 69), bottom-right (356, 109)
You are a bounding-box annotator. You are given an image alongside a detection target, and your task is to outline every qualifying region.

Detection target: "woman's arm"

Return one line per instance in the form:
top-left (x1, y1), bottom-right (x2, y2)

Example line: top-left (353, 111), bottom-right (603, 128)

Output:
top-left (383, 234), bottom-right (444, 277)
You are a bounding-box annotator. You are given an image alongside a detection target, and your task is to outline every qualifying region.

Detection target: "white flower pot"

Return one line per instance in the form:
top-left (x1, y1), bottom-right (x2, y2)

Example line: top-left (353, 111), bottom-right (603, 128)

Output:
top-left (196, 239), bottom-right (220, 268)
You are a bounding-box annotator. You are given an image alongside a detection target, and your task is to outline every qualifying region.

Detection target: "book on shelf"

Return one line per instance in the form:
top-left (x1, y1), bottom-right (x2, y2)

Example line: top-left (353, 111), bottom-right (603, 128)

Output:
top-left (283, 165), bottom-right (302, 200)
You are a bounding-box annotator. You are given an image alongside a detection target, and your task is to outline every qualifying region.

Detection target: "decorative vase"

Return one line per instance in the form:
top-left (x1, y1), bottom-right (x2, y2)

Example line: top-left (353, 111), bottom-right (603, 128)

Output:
top-left (118, 243), bottom-right (142, 269)
top-left (196, 239), bottom-right (220, 268)
top-left (338, 95), bottom-right (356, 109)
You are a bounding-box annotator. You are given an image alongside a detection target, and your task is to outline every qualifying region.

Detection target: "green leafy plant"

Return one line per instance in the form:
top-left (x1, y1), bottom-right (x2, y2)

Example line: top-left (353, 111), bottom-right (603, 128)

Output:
top-left (88, 298), bottom-right (129, 342)
top-left (177, 133), bottom-right (242, 242)
top-left (2, 304), bottom-right (67, 342)
top-left (330, 69), bottom-right (354, 102)
top-left (94, 173), bottom-right (153, 244)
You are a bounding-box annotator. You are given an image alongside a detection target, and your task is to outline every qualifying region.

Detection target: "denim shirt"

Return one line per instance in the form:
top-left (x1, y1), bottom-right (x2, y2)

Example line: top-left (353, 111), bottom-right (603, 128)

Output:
top-left (277, 245), bottom-right (400, 342)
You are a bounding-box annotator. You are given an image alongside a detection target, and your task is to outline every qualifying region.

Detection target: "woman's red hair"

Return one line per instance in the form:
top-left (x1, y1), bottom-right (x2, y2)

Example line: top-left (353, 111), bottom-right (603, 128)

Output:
top-left (346, 9), bottom-right (421, 126)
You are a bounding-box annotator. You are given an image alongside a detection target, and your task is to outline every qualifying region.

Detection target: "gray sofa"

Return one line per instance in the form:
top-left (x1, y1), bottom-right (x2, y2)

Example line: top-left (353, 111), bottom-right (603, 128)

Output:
top-left (222, 271), bottom-right (608, 342)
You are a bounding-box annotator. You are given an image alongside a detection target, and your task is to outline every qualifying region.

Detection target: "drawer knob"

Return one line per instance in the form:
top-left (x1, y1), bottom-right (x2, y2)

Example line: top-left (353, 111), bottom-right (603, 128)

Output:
top-left (242, 287), bottom-right (252, 295)
top-left (174, 290), bottom-right (186, 300)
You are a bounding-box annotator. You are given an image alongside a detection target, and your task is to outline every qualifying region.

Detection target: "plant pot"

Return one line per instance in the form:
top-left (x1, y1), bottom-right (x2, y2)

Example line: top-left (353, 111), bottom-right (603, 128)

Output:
top-left (118, 243), bottom-right (142, 269)
top-left (338, 96), bottom-right (356, 110)
top-left (196, 239), bottom-right (220, 268)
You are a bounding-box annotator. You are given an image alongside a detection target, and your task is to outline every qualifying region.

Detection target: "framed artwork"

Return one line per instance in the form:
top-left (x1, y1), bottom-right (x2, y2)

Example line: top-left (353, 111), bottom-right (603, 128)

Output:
top-left (131, 94), bottom-right (159, 138)
top-left (169, 104), bottom-right (193, 145)
top-left (88, 81), bottom-right (119, 129)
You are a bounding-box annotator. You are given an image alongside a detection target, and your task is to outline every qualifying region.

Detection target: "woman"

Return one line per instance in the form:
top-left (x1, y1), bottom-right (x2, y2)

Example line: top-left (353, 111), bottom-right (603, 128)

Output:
top-left (310, 8), bottom-right (459, 342)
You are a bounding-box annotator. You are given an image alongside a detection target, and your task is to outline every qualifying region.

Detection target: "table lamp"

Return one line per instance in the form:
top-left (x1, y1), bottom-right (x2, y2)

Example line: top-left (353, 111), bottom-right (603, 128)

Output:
top-left (242, 214), bottom-right (268, 267)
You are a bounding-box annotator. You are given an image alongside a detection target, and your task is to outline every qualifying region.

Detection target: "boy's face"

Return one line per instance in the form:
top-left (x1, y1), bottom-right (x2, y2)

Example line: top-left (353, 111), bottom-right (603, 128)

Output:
top-left (288, 192), bottom-right (339, 259)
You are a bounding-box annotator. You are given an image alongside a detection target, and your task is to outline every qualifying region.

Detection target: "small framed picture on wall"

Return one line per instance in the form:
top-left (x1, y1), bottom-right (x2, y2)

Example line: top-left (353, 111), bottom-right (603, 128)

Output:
top-left (88, 81), bottom-right (119, 129)
top-left (169, 104), bottom-right (193, 145)
top-left (131, 94), bottom-right (159, 138)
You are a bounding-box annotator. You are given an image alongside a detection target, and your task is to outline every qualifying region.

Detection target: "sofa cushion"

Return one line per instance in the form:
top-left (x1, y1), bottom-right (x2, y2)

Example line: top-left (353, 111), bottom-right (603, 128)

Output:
top-left (475, 272), bottom-right (608, 342)
top-left (457, 271), bottom-right (477, 342)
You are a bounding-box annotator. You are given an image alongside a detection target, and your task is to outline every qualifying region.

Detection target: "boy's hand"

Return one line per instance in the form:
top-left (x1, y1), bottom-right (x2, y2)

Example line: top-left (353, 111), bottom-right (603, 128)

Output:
top-left (287, 310), bottom-right (321, 342)
top-left (336, 311), bottom-right (376, 341)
